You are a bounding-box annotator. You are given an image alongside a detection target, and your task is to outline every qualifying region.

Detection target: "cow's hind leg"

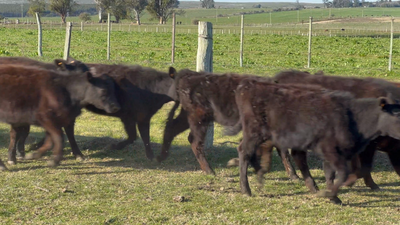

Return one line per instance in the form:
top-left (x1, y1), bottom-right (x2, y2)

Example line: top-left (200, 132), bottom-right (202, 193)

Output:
top-left (188, 118), bottom-right (215, 175)
top-left (64, 121), bottom-right (84, 161)
top-left (319, 159), bottom-right (347, 205)
top-left (16, 126), bottom-right (29, 160)
top-left (7, 126), bottom-right (18, 165)
top-left (388, 150), bottom-right (400, 177)
top-left (25, 133), bottom-right (53, 160)
top-left (238, 136), bottom-right (260, 196)
top-left (277, 148), bottom-right (300, 181)
top-left (111, 118), bottom-right (137, 150)
top-left (138, 120), bottom-right (154, 160)
top-left (158, 107), bottom-right (189, 162)
top-left (291, 150), bottom-right (318, 193)
top-left (253, 140), bottom-right (274, 186)
top-left (358, 145), bottom-right (380, 190)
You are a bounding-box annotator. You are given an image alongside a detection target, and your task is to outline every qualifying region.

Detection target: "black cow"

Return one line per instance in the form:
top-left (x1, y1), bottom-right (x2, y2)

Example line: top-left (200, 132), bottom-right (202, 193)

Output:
top-left (232, 78), bottom-right (400, 204)
top-left (0, 63), bottom-right (120, 169)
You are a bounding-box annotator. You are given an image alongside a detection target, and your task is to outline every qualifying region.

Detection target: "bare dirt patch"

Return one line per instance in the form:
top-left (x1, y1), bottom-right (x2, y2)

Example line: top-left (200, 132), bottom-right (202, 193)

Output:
top-left (314, 17), bottom-right (396, 24)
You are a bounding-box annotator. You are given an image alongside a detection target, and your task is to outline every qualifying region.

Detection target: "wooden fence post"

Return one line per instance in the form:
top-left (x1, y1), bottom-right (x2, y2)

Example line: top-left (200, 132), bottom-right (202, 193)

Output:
top-left (107, 13), bottom-right (111, 60)
top-left (240, 14), bottom-right (244, 67)
top-left (389, 18), bottom-right (394, 71)
top-left (81, 21), bottom-right (83, 31)
top-left (171, 13), bottom-right (176, 64)
top-left (197, 21), bottom-right (213, 151)
top-left (63, 22), bottom-right (72, 60)
top-left (35, 12), bottom-right (42, 57)
top-left (307, 17), bottom-right (313, 68)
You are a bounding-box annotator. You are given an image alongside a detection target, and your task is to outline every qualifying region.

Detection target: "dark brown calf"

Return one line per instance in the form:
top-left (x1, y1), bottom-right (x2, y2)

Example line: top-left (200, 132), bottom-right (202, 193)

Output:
top-left (0, 58), bottom-right (94, 165)
top-left (273, 70), bottom-right (400, 189)
top-left (233, 79), bottom-right (400, 204)
top-left (160, 67), bottom-right (298, 177)
top-left (0, 64), bottom-right (120, 169)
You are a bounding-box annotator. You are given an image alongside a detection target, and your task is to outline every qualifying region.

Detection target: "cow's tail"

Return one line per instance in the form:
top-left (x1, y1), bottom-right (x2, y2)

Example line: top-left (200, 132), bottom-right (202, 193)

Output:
top-left (223, 121), bottom-right (242, 136)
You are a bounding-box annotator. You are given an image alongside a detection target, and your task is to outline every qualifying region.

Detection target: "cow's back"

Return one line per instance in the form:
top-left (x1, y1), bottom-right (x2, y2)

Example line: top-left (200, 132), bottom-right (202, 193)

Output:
top-left (88, 64), bottom-right (173, 96)
top-left (274, 70), bottom-right (400, 99)
top-left (236, 80), bottom-right (355, 151)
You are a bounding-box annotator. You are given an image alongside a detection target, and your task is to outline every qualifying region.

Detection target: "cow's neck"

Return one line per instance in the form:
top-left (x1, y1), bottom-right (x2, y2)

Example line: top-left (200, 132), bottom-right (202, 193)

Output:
top-left (350, 98), bottom-right (382, 141)
top-left (58, 74), bottom-right (90, 107)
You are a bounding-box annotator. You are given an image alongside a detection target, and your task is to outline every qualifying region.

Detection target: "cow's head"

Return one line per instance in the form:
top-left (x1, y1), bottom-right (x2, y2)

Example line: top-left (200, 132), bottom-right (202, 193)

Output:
top-left (54, 58), bottom-right (90, 73)
top-left (376, 97), bottom-right (400, 139)
top-left (83, 72), bottom-right (120, 114)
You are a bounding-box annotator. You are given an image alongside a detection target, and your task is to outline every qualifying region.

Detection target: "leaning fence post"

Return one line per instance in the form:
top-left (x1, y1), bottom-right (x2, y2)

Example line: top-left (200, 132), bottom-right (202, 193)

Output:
top-left (35, 12), bottom-right (42, 57)
top-left (197, 21), bottom-right (213, 151)
top-left (389, 18), bottom-right (394, 71)
top-left (63, 22), bottom-right (72, 60)
top-left (307, 17), bottom-right (313, 68)
top-left (81, 21), bottom-right (83, 31)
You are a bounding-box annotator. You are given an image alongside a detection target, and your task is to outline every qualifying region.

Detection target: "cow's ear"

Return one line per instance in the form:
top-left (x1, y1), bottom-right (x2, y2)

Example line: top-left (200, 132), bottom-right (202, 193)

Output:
top-left (54, 59), bottom-right (67, 70)
top-left (379, 97), bottom-right (390, 108)
top-left (169, 67), bottom-right (176, 79)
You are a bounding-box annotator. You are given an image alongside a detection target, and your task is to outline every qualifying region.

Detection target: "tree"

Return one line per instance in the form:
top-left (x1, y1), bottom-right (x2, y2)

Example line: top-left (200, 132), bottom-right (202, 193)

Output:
top-left (146, 0), bottom-right (179, 24)
top-left (49, 0), bottom-right (77, 24)
top-left (79, 12), bottom-right (91, 22)
top-left (200, 0), bottom-right (214, 9)
top-left (125, 0), bottom-right (148, 25)
top-left (94, 0), bottom-right (127, 23)
top-left (27, 0), bottom-right (46, 17)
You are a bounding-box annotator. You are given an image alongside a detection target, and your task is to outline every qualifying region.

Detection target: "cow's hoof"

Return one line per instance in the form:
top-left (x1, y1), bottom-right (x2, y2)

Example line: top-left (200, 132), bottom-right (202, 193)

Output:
top-left (316, 190), bottom-right (335, 198)
top-left (330, 197), bottom-right (343, 205)
top-left (368, 184), bottom-right (380, 191)
top-left (289, 174), bottom-right (301, 181)
top-left (226, 158), bottom-right (240, 167)
top-left (47, 160), bottom-right (60, 167)
top-left (16, 156), bottom-right (25, 160)
top-left (75, 155), bottom-right (85, 162)
top-left (156, 155), bottom-right (166, 163)
top-left (145, 152), bottom-right (154, 161)
top-left (7, 160), bottom-right (16, 165)
top-left (25, 152), bottom-right (40, 160)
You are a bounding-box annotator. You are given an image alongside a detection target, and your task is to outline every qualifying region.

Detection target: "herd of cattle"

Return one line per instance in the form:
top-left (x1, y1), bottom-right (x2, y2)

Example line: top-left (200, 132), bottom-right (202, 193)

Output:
top-left (0, 57), bottom-right (399, 205)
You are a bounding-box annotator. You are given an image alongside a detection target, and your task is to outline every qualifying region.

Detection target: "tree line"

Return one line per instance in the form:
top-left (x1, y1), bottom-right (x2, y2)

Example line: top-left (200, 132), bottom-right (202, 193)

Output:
top-left (322, 0), bottom-right (399, 8)
top-left (26, 0), bottom-right (186, 24)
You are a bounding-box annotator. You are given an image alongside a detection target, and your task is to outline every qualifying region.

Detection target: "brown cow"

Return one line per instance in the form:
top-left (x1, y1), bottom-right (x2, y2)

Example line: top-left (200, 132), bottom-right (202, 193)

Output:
top-left (159, 67), bottom-right (276, 175)
top-left (228, 70), bottom-right (400, 190)
top-left (0, 63), bottom-right (120, 169)
top-left (0, 58), bottom-right (174, 162)
top-left (232, 78), bottom-right (400, 204)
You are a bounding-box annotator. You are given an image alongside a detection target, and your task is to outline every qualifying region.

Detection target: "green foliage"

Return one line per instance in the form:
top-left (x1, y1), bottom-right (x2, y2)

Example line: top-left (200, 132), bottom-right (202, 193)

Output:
top-left (27, 0), bottom-right (46, 17)
top-left (95, 0), bottom-right (128, 23)
top-left (146, 0), bottom-right (180, 24)
top-left (125, 0), bottom-right (148, 24)
top-left (201, 0), bottom-right (215, 9)
top-left (79, 12), bottom-right (91, 22)
top-left (49, 0), bottom-right (78, 23)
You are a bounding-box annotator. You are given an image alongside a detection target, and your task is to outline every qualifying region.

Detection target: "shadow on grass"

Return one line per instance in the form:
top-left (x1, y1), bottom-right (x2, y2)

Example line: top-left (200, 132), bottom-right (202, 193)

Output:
top-left (0, 126), bottom-right (399, 180)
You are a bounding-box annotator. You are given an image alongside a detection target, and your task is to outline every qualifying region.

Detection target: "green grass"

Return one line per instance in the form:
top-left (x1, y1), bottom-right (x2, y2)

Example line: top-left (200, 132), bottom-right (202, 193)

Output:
top-left (0, 21), bottom-right (400, 224)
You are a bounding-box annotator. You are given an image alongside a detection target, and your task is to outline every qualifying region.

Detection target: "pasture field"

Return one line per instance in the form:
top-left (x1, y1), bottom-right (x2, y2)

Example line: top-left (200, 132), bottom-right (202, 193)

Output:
top-left (0, 25), bottom-right (399, 223)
